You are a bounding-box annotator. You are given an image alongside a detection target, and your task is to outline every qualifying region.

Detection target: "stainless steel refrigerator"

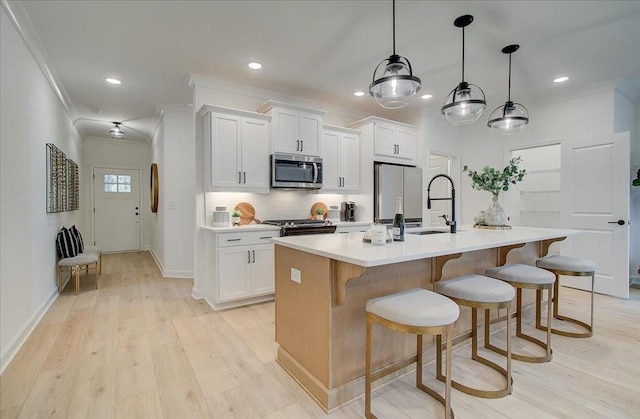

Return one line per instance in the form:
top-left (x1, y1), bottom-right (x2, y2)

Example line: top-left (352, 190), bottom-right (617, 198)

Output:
top-left (374, 163), bottom-right (423, 227)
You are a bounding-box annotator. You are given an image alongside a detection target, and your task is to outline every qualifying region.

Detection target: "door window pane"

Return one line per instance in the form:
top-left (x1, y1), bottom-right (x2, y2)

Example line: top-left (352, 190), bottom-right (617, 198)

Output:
top-left (104, 174), bottom-right (132, 193)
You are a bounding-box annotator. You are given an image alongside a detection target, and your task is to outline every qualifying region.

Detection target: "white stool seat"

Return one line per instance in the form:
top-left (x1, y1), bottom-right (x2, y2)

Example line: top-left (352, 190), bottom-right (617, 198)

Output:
top-left (536, 255), bottom-right (596, 273)
top-left (486, 264), bottom-right (555, 285)
top-left (58, 253), bottom-right (99, 267)
top-left (436, 274), bottom-right (515, 303)
top-left (366, 288), bottom-right (459, 327)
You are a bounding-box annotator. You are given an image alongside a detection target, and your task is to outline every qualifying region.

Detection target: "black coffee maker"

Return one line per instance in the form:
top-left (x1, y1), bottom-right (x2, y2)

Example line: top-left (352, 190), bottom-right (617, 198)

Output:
top-left (340, 201), bottom-right (356, 221)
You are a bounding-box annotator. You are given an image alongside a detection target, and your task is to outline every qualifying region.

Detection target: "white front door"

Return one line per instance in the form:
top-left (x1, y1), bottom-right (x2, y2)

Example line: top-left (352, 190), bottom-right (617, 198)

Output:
top-left (561, 132), bottom-right (630, 298)
top-left (93, 168), bottom-right (141, 252)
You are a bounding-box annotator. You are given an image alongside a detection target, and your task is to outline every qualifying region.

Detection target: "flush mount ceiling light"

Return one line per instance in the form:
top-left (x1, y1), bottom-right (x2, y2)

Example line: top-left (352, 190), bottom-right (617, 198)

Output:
top-left (487, 44), bottom-right (529, 134)
top-left (354, 91), bottom-right (366, 97)
top-left (105, 78), bottom-right (121, 85)
top-left (109, 122), bottom-right (125, 138)
top-left (441, 15), bottom-right (486, 125)
top-left (553, 76), bottom-right (569, 83)
top-left (421, 94), bottom-right (433, 100)
top-left (248, 62), bottom-right (262, 70)
top-left (369, 0), bottom-right (421, 109)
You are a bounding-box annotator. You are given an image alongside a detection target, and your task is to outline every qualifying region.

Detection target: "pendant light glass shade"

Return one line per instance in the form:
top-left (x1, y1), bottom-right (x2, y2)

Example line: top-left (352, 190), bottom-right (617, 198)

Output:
top-left (441, 15), bottom-right (486, 125)
top-left (487, 44), bottom-right (529, 134)
top-left (109, 122), bottom-right (125, 138)
top-left (369, 0), bottom-right (421, 109)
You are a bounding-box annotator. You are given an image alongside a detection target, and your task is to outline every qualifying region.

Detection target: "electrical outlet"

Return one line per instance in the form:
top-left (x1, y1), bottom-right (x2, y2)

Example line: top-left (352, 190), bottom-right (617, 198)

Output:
top-left (291, 268), bottom-right (301, 284)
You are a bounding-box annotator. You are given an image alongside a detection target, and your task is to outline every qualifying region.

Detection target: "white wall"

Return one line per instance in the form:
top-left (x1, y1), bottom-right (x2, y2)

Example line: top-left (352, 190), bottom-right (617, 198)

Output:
top-left (458, 89), bottom-right (616, 224)
top-left (1, 8), bottom-right (84, 372)
top-left (82, 137), bottom-right (151, 249)
top-left (630, 100), bottom-right (640, 283)
top-left (149, 105), bottom-right (195, 278)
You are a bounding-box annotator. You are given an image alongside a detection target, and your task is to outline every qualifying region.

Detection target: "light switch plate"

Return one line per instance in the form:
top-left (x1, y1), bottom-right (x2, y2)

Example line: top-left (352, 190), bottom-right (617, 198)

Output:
top-left (291, 268), bottom-right (301, 284)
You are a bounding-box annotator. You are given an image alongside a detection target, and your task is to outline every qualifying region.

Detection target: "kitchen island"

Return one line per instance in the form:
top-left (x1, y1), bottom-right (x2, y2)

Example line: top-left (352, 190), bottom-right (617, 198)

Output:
top-left (271, 226), bottom-right (575, 412)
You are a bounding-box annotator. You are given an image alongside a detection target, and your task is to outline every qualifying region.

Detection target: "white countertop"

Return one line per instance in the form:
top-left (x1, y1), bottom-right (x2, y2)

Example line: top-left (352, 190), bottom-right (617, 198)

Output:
top-left (271, 225), bottom-right (577, 267)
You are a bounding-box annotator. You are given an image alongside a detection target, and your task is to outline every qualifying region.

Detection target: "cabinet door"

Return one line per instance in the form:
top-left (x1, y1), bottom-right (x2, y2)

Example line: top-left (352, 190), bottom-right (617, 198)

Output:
top-left (373, 123), bottom-right (396, 157)
top-left (217, 247), bottom-right (251, 302)
top-left (321, 130), bottom-right (340, 190)
top-left (339, 133), bottom-right (359, 192)
top-left (272, 108), bottom-right (299, 154)
top-left (211, 113), bottom-right (241, 188)
top-left (298, 112), bottom-right (321, 156)
top-left (241, 117), bottom-right (270, 189)
top-left (250, 244), bottom-right (275, 296)
top-left (394, 126), bottom-right (416, 161)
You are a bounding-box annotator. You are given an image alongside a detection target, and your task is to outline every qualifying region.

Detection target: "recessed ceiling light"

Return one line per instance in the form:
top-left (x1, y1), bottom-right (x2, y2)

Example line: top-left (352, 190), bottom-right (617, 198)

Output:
top-left (353, 91), bottom-right (365, 97)
top-left (248, 62), bottom-right (262, 70)
top-left (105, 78), bottom-right (121, 85)
top-left (553, 76), bottom-right (569, 83)
top-left (421, 94), bottom-right (433, 100)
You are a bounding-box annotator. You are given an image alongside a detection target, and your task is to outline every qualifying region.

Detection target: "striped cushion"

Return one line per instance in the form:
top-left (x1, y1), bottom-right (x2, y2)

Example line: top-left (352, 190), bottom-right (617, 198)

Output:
top-left (69, 225), bottom-right (84, 253)
top-left (56, 227), bottom-right (78, 258)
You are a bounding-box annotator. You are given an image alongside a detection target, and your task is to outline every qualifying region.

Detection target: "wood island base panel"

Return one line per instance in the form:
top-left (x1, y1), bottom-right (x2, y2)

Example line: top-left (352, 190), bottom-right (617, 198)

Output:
top-left (272, 226), bottom-right (574, 412)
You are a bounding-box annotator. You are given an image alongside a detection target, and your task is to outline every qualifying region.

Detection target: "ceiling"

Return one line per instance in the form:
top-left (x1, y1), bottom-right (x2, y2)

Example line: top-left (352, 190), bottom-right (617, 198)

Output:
top-left (9, 0), bottom-right (640, 142)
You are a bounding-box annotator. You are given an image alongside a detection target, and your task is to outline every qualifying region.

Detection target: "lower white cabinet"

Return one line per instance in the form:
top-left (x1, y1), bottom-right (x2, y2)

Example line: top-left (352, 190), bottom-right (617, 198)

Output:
top-left (217, 243), bottom-right (274, 302)
top-left (203, 228), bottom-right (279, 310)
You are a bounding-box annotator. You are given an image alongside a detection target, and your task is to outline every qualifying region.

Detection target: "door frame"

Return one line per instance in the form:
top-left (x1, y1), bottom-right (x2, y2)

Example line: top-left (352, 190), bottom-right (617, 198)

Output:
top-left (91, 166), bottom-right (142, 251)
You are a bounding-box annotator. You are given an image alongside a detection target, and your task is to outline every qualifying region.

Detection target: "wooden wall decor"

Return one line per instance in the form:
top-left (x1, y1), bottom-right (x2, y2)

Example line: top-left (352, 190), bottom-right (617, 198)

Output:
top-left (150, 163), bottom-right (159, 213)
top-left (67, 159), bottom-right (79, 210)
top-left (46, 143), bottom-right (68, 213)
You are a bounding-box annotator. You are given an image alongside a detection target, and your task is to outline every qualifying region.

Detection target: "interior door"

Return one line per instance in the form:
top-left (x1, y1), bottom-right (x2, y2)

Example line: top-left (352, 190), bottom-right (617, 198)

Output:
top-left (561, 132), bottom-right (630, 298)
top-left (93, 168), bottom-right (141, 252)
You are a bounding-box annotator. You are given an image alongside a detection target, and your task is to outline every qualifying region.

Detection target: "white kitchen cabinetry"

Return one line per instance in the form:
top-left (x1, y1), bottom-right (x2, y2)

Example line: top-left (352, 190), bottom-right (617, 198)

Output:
top-left (199, 105), bottom-right (270, 192)
top-left (349, 117), bottom-right (418, 164)
top-left (258, 100), bottom-right (326, 156)
top-left (204, 228), bottom-right (279, 310)
top-left (321, 126), bottom-right (360, 192)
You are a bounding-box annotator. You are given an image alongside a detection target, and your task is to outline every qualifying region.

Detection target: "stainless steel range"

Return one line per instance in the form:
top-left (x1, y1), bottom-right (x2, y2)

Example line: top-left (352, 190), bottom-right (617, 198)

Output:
top-left (262, 219), bottom-right (337, 236)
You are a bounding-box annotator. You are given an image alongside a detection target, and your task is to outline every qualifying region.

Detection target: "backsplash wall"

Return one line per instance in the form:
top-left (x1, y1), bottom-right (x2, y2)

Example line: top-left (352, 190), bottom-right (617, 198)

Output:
top-left (204, 191), bottom-right (366, 225)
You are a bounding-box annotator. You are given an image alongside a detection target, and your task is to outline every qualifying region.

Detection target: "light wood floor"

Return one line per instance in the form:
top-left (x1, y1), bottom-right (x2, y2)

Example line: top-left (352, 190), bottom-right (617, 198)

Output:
top-left (1, 251), bottom-right (639, 418)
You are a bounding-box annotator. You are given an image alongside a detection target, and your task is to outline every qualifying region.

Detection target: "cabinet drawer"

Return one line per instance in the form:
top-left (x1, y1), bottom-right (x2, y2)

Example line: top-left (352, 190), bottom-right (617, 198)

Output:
top-left (217, 231), bottom-right (279, 247)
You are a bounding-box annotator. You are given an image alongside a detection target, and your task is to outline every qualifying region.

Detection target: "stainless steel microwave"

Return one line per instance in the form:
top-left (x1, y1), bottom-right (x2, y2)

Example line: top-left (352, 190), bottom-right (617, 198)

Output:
top-left (271, 153), bottom-right (323, 189)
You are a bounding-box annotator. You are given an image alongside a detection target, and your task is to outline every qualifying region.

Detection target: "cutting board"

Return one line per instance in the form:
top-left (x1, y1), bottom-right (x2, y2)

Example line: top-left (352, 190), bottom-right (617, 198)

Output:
top-left (310, 202), bottom-right (328, 219)
top-left (234, 202), bottom-right (256, 225)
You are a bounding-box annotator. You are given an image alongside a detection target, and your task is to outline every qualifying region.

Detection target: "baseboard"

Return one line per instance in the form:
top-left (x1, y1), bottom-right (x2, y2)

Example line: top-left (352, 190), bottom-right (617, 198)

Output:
top-left (148, 248), bottom-right (193, 279)
top-left (0, 288), bottom-right (58, 374)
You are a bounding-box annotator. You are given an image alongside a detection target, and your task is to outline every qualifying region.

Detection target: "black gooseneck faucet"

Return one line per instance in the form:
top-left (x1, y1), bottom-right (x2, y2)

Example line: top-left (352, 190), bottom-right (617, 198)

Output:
top-left (426, 174), bottom-right (456, 234)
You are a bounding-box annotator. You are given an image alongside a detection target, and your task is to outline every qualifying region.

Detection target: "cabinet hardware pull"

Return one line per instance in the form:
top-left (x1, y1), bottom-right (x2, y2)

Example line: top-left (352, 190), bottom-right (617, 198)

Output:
top-left (252, 250), bottom-right (256, 263)
top-left (247, 250), bottom-right (251, 263)
top-left (238, 171), bottom-right (242, 183)
top-left (300, 140), bottom-right (303, 152)
top-left (227, 238), bottom-right (241, 242)
top-left (296, 140), bottom-right (300, 151)
top-left (243, 171), bottom-right (246, 184)
top-left (259, 236), bottom-right (273, 239)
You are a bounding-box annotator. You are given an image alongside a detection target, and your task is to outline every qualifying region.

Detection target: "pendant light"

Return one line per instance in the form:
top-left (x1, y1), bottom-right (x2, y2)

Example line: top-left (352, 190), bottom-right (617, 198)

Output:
top-left (369, 0), bottom-right (421, 109)
top-left (441, 15), bottom-right (486, 125)
top-left (109, 122), bottom-right (125, 139)
top-left (487, 44), bottom-right (529, 134)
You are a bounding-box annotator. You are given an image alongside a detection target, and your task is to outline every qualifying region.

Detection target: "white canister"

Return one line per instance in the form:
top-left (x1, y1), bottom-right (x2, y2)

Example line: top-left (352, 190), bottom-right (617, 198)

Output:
top-left (370, 223), bottom-right (387, 245)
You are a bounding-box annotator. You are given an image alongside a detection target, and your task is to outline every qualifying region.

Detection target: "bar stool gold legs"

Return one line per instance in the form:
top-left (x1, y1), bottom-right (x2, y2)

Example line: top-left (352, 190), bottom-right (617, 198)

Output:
top-left (436, 302), bottom-right (513, 399)
top-left (538, 269), bottom-right (595, 338)
top-left (365, 288), bottom-right (459, 419)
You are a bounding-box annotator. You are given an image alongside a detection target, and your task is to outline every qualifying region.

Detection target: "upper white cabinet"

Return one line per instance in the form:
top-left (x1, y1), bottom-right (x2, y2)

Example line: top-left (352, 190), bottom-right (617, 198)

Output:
top-left (349, 117), bottom-right (418, 164)
top-left (258, 101), bottom-right (326, 156)
top-left (199, 105), bottom-right (270, 193)
top-left (321, 126), bottom-right (360, 192)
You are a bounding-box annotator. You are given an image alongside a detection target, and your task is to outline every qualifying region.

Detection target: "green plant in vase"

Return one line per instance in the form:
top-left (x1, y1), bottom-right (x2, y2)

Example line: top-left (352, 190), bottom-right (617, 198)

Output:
top-left (463, 156), bottom-right (526, 226)
top-left (231, 209), bottom-right (242, 225)
top-left (314, 207), bottom-right (325, 220)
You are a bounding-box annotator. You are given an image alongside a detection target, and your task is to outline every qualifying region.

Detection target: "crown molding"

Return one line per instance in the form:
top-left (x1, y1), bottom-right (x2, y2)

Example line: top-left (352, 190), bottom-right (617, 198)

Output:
top-left (2, 0), bottom-right (78, 121)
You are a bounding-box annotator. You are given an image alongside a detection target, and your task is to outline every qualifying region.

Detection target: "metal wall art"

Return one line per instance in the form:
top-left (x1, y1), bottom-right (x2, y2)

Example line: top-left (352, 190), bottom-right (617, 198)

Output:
top-left (46, 143), bottom-right (79, 213)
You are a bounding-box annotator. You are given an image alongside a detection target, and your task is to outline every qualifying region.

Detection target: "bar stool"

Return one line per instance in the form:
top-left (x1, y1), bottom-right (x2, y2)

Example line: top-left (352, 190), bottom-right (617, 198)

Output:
top-left (485, 264), bottom-right (555, 363)
top-left (536, 255), bottom-right (596, 338)
top-left (435, 274), bottom-right (515, 399)
top-left (366, 288), bottom-right (459, 419)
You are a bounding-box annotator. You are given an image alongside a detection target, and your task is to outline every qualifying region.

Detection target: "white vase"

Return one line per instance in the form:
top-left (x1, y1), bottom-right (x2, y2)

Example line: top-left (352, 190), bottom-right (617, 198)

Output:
top-left (231, 216), bottom-right (241, 225)
top-left (485, 194), bottom-right (507, 226)
top-left (315, 214), bottom-right (323, 220)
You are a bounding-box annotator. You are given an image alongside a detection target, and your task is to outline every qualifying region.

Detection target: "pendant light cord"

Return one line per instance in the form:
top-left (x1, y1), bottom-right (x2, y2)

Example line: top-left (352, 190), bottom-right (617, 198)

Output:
top-left (392, 0), bottom-right (396, 55)
top-left (461, 26), bottom-right (465, 82)
top-left (507, 53), bottom-right (512, 102)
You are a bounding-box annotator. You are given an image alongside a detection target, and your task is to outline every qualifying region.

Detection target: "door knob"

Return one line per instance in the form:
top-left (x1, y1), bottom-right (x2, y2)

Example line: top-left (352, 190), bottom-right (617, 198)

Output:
top-left (608, 219), bottom-right (625, 225)
top-left (135, 212), bottom-right (139, 216)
